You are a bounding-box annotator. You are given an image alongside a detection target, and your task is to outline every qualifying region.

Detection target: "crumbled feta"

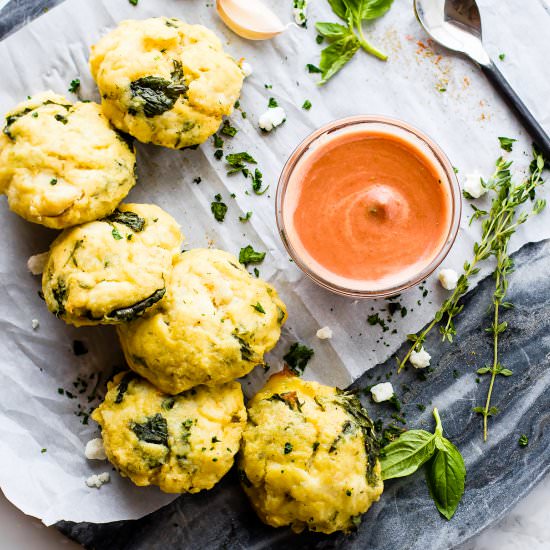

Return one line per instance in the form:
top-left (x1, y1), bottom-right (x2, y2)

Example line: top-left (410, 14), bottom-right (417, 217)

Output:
top-left (85, 438), bottom-right (107, 460)
top-left (410, 347), bottom-right (431, 369)
top-left (27, 252), bottom-right (49, 275)
top-left (293, 1), bottom-right (308, 26)
top-left (31, 319), bottom-right (40, 330)
top-left (241, 61), bottom-right (253, 77)
top-left (438, 268), bottom-right (459, 290)
top-left (463, 171), bottom-right (486, 198)
top-left (259, 106), bottom-right (286, 132)
top-left (316, 326), bottom-right (333, 339)
top-left (85, 472), bottom-right (110, 489)
top-left (370, 382), bottom-right (394, 403)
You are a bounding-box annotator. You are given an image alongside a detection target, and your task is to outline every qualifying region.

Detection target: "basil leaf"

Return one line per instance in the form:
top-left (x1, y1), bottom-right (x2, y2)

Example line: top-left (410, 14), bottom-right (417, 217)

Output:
top-left (328, 0), bottom-right (348, 20)
top-left (319, 35), bottom-right (360, 85)
top-left (360, 0), bottom-right (394, 20)
top-left (380, 430), bottom-right (436, 480)
top-left (315, 22), bottom-right (350, 41)
top-left (425, 438), bottom-right (466, 520)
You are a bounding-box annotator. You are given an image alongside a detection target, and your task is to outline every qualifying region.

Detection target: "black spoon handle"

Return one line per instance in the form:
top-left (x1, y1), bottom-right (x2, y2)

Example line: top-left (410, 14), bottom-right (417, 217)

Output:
top-left (480, 61), bottom-right (550, 159)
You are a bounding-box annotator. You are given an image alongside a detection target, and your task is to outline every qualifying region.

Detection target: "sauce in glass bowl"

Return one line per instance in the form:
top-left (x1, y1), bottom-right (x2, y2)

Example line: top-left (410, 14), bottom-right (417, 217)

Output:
top-left (276, 116), bottom-right (461, 297)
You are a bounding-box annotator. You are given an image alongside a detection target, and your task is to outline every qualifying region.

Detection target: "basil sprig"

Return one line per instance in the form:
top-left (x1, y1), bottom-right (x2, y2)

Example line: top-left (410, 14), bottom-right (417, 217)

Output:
top-left (381, 408), bottom-right (466, 520)
top-left (314, 0), bottom-right (394, 84)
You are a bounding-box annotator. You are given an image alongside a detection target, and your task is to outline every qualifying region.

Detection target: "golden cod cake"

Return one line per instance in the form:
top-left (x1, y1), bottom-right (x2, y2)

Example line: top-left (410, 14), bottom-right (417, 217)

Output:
top-left (0, 92), bottom-right (136, 228)
top-left (42, 203), bottom-right (182, 327)
top-left (239, 371), bottom-right (384, 534)
top-left (90, 17), bottom-right (244, 149)
top-left (117, 248), bottom-right (287, 394)
top-left (92, 372), bottom-right (246, 493)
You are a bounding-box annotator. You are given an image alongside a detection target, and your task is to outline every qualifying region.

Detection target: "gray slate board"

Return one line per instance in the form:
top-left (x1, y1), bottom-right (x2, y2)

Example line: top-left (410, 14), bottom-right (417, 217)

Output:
top-left (1, 2), bottom-right (549, 549)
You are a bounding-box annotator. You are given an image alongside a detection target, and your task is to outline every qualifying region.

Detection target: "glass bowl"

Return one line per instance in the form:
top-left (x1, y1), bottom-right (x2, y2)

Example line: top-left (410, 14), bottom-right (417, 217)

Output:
top-left (275, 115), bottom-right (461, 298)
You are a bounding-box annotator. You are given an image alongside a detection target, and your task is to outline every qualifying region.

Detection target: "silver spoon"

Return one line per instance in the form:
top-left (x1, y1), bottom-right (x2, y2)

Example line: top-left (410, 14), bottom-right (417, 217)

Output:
top-left (414, 0), bottom-right (550, 158)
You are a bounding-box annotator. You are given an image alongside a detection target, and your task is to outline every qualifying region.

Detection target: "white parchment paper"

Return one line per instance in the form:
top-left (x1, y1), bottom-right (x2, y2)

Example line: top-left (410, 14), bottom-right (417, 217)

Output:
top-left (0, 0), bottom-right (549, 526)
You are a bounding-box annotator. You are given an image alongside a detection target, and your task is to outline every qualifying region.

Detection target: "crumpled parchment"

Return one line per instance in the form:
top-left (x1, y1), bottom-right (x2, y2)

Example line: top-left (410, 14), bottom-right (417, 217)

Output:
top-left (0, 0), bottom-right (548, 526)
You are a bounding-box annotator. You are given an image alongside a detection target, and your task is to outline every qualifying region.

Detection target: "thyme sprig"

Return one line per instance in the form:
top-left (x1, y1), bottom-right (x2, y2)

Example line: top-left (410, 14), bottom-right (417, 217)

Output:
top-left (398, 149), bottom-right (546, 373)
top-left (473, 153), bottom-right (546, 441)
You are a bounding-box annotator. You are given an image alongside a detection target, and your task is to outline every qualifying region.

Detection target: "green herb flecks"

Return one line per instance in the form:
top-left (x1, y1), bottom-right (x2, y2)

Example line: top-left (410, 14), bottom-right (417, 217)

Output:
top-left (381, 408), bottom-right (465, 520)
top-left (283, 342), bottom-right (314, 375)
top-left (302, 99), bottom-right (312, 110)
top-left (68, 79), bottom-right (80, 93)
top-left (221, 120), bottom-right (238, 137)
top-left (211, 194), bottom-right (228, 222)
top-left (313, 0), bottom-right (394, 84)
top-left (3, 100), bottom-right (71, 140)
top-left (498, 136), bottom-right (516, 152)
top-left (52, 279), bottom-right (68, 317)
top-left (239, 245), bottom-right (266, 265)
top-left (131, 413), bottom-right (169, 446)
top-left (333, 391), bottom-right (379, 484)
top-left (107, 288), bottom-right (166, 322)
top-left (239, 211), bottom-right (252, 223)
top-left (267, 391), bottom-right (303, 412)
top-left (129, 61), bottom-right (187, 118)
top-left (115, 372), bottom-right (136, 404)
top-left (518, 434), bottom-right (529, 447)
top-left (181, 418), bottom-right (194, 446)
top-left (283, 442), bottom-right (293, 454)
top-left (111, 227), bottom-right (123, 240)
top-left (268, 97), bottom-right (278, 108)
top-left (105, 209), bottom-right (146, 232)
top-left (306, 63), bottom-right (322, 73)
top-left (251, 302), bottom-right (266, 314)
top-left (232, 331), bottom-right (258, 362)
top-left (398, 148), bottom-right (546, 381)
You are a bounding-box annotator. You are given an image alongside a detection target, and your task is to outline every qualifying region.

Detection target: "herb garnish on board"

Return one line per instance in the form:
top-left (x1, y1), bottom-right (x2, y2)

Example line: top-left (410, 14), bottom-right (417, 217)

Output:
top-left (398, 148), bottom-right (546, 377)
top-left (313, 0), bottom-right (395, 84)
top-left (381, 408), bottom-right (465, 520)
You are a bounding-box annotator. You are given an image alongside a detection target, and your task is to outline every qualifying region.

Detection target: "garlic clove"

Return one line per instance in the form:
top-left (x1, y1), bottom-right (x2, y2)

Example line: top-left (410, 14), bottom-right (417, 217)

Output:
top-left (216, 0), bottom-right (287, 40)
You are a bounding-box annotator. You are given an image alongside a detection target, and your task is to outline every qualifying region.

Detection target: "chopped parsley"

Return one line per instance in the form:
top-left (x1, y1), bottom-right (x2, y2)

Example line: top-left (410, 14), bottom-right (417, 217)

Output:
top-left (498, 53), bottom-right (506, 61)
top-left (111, 227), bottom-right (123, 240)
top-left (239, 211), bottom-right (252, 222)
top-left (129, 0), bottom-right (138, 4)
top-left (283, 442), bottom-right (293, 454)
top-left (68, 79), bottom-right (80, 93)
top-left (41, 448), bottom-right (47, 453)
top-left (239, 245), bottom-right (265, 265)
top-left (214, 149), bottom-right (223, 160)
top-left (251, 302), bottom-right (266, 314)
top-left (226, 152), bottom-right (257, 174)
top-left (283, 342), bottom-right (314, 375)
top-left (105, 209), bottom-right (145, 232)
top-left (213, 134), bottom-right (224, 148)
top-left (251, 168), bottom-right (268, 195)
top-left (211, 194), bottom-right (228, 222)
top-left (316, 34), bottom-right (324, 44)
top-left (50, 178), bottom-right (58, 186)
top-left (221, 120), bottom-right (238, 137)
top-left (131, 413), bottom-right (169, 446)
top-left (306, 63), bottom-right (322, 73)
top-left (302, 99), bottom-right (312, 110)
top-left (498, 136), bottom-right (516, 152)
top-left (54, 114), bottom-right (68, 125)
top-left (518, 434), bottom-right (529, 447)
top-left (268, 97), bottom-right (278, 108)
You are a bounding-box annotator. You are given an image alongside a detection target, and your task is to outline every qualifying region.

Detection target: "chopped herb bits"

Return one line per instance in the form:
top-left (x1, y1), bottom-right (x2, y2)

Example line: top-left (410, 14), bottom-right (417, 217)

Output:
top-left (283, 342), bottom-right (314, 375)
top-left (302, 99), bottom-right (312, 110)
top-left (239, 245), bottom-right (266, 265)
top-left (211, 194), bottom-right (228, 222)
top-left (68, 79), bottom-right (80, 93)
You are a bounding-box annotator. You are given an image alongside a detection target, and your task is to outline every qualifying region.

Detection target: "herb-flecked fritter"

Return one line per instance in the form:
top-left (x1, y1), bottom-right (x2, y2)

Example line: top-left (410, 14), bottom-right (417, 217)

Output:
top-left (0, 92), bottom-right (136, 228)
top-left (92, 372), bottom-right (246, 493)
top-left (117, 248), bottom-right (287, 394)
top-left (42, 203), bottom-right (182, 327)
top-left (90, 18), bottom-right (244, 149)
top-left (239, 371), bottom-right (383, 534)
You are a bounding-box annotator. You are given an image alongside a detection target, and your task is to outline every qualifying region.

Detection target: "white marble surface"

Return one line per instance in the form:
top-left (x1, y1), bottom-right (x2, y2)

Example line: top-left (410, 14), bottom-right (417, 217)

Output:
top-left (1, 474), bottom-right (550, 549)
